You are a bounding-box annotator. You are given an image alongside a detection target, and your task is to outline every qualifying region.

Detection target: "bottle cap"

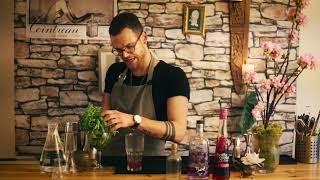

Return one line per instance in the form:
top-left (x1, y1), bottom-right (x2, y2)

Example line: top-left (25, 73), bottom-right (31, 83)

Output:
top-left (172, 143), bottom-right (178, 152)
top-left (219, 108), bottom-right (228, 119)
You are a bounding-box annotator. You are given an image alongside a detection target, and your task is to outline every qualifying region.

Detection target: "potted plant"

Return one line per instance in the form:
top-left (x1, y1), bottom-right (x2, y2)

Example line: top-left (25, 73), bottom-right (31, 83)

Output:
top-left (80, 103), bottom-right (116, 168)
top-left (242, 0), bottom-right (319, 173)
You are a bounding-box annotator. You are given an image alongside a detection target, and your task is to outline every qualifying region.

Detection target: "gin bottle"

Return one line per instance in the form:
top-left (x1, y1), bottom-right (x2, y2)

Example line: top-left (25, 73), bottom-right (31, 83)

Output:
top-left (188, 120), bottom-right (209, 180)
top-left (214, 108), bottom-right (230, 180)
top-left (166, 143), bottom-right (182, 180)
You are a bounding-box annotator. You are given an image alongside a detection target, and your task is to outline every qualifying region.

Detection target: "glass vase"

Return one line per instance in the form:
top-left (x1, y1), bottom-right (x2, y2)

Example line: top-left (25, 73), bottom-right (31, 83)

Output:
top-left (74, 132), bottom-right (97, 170)
top-left (252, 133), bottom-right (281, 173)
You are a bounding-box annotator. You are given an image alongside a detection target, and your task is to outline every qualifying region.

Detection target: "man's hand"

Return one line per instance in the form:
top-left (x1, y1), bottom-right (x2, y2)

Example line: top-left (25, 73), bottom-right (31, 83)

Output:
top-left (102, 110), bottom-right (134, 131)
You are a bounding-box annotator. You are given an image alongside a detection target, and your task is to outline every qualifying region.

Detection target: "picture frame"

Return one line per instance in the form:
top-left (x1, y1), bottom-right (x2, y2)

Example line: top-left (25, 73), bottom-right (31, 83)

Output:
top-left (183, 4), bottom-right (206, 36)
top-left (26, 0), bottom-right (118, 40)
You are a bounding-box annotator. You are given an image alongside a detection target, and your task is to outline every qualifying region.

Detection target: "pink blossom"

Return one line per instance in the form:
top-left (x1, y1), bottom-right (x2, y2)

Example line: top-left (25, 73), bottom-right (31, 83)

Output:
top-left (243, 71), bottom-right (258, 84)
top-left (271, 76), bottom-right (285, 89)
top-left (296, 12), bottom-right (308, 25)
top-left (282, 84), bottom-right (296, 96)
top-left (263, 41), bottom-right (274, 54)
top-left (286, 7), bottom-right (308, 25)
top-left (291, 0), bottom-right (311, 9)
top-left (259, 79), bottom-right (272, 92)
top-left (298, 54), bottom-right (320, 70)
top-left (286, 7), bottom-right (297, 22)
top-left (252, 101), bottom-right (265, 119)
top-left (271, 43), bottom-right (283, 60)
top-left (288, 29), bottom-right (299, 43)
top-left (262, 41), bottom-right (283, 61)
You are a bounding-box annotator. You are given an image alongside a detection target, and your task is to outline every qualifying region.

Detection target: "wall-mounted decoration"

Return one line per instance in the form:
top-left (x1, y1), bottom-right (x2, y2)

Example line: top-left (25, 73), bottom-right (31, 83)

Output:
top-left (229, 0), bottom-right (250, 95)
top-left (26, 0), bottom-right (117, 40)
top-left (183, 4), bottom-right (206, 36)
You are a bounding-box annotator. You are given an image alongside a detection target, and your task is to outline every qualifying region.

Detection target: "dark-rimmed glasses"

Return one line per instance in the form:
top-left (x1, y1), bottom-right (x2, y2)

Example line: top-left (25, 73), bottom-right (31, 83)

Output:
top-left (112, 31), bottom-right (143, 56)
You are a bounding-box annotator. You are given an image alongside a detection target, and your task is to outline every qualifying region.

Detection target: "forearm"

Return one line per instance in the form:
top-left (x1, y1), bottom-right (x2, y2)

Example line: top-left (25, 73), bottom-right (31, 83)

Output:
top-left (137, 96), bottom-right (188, 143)
top-left (102, 94), bottom-right (188, 143)
top-left (101, 93), bottom-right (111, 112)
top-left (137, 117), bottom-right (186, 143)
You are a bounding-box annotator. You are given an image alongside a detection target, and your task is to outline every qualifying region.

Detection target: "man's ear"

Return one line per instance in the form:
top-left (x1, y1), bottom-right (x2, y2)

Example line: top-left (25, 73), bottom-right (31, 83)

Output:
top-left (141, 31), bottom-right (148, 44)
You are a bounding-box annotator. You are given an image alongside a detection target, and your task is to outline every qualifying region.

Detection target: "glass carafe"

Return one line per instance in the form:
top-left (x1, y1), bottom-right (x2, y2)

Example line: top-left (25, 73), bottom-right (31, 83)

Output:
top-left (40, 122), bottom-right (66, 173)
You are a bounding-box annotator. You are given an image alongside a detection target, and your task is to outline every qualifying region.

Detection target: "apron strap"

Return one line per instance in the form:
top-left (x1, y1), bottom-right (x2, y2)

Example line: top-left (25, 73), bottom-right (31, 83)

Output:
top-left (118, 69), bottom-right (128, 85)
top-left (117, 53), bottom-right (156, 85)
top-left (146, 55), bottom-right (155, 83)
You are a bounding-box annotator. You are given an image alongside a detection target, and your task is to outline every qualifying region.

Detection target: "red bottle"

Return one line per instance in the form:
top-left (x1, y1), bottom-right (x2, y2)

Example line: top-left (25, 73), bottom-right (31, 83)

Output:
top-left (213, 108), bottom-right (230, 180)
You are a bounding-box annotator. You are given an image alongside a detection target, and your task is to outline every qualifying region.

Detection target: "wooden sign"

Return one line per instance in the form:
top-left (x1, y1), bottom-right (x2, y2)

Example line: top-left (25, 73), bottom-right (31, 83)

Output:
top-left (229, 0), bottom-right (251, 94)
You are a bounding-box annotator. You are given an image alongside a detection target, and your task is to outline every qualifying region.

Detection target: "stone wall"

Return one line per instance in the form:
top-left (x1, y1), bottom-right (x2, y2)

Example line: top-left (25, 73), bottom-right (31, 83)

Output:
top-left (14, 0), bottom-right (296, 156)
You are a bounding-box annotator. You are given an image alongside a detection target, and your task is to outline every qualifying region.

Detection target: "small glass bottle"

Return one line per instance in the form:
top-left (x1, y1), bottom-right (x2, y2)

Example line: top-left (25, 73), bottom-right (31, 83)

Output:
top-left (188, 120), bottom-right (209, 180)
top-left (40, 122), bottom-right (66, 173)
top-left (166, 143), bottom-right (182, 180)
top-left (214, 107), bottom-right (230, 180)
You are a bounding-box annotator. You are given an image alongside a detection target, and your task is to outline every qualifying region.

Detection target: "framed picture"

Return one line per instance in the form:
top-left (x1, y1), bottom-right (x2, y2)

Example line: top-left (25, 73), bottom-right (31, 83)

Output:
top-left (26, 0), bottom-right (117, 40)
top-left (183, 4), bottom-right (206, 36)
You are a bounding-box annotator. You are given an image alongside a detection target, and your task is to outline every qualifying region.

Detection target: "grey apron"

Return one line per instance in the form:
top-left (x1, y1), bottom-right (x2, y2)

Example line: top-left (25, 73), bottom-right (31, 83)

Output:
top-left (104, 55), bottom-right (165, 156)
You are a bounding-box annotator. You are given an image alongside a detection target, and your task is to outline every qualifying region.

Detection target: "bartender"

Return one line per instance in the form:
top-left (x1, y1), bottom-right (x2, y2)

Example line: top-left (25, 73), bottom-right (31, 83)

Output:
top-left (102, 12), bottom-right (190, 156)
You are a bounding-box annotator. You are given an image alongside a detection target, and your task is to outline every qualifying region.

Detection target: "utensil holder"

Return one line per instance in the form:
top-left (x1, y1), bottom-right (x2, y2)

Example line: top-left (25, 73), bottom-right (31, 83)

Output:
top-left (295, 134), bottom-right (320, 163)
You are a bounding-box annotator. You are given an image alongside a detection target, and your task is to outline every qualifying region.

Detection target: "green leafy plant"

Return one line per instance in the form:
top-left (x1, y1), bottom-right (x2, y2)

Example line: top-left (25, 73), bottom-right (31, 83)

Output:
top-left (239, 92), bottom-right (258, 134)
top-left (251, 123), bottom-right (282, 136)
top-left (80, 103), bottom-right (116, 150)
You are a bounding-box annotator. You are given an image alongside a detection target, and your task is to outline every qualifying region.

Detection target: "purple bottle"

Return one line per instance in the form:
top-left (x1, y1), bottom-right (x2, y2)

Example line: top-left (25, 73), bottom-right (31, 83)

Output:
top-left (188, 120), bottom-right (209, 180)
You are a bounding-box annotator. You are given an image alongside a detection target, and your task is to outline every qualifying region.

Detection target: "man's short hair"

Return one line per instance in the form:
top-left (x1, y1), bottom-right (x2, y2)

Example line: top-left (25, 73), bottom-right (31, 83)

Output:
top-left (109, 12), bottom-right (143, 36)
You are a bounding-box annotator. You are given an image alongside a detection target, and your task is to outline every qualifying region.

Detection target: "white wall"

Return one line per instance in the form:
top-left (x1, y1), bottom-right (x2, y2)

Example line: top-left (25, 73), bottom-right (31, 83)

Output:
top-left (297, 0), bottom-right (320, 117)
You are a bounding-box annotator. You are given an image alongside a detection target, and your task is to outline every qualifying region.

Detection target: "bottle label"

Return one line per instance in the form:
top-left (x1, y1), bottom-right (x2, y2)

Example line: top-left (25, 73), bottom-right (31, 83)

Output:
top-left (188, 150), bottom-right (209, 178)
top-left (194, 166), bottom-right (208, 176)
top-left (216, 153), bottom-right (229, 168)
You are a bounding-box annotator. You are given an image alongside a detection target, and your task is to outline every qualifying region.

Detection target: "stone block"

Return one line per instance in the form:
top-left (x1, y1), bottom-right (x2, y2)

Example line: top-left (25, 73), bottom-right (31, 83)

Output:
top-left (17, 59), bottom-right (57, 69)
top-left (21, 99), bottom-right (47, 114)
top-left (189, 78), bottom-right (205, 90)
top-left (78, 71), bottom-right (97, 81)
top-left (166, 3), bottom-right (183, 14)
top-left (149, 4), bottom-right (165, 13)
top-left (40, 86), bottom-right (59, 97)
top-left (16, 88), bottom-right (40, 102)
top-left (58, 56), bottom-right (95, 70)
top-left (16, 129), bottom-right (29, 145)
top-left (146, 14), bottom-right (182, 28)
top-left (16, 77), bottom-right (31, 88)
top-left (60, 91), bottom-right (88, 107)
top-left (175, 44), bottom-right (203, 61)
top-left (260, 3), bottom-right (287, 21)
top-left (88, 86), bottom-right (103, 102)
top-left (190, 90), bottom-right (213, 103)
top-left (15, 42), bottom-right (29, 58)
top-left (15, 115), bottom-right (30, 129)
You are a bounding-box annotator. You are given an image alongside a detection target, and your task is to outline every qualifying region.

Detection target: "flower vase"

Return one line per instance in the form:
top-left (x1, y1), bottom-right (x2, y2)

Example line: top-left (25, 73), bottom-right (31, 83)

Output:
top-left (252, 133), bottom-right (281, 173)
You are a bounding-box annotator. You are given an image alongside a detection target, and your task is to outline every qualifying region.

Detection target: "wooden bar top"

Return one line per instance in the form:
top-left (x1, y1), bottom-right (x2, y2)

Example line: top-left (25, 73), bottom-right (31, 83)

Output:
top-left (0, 163), bottom-right (319, 179)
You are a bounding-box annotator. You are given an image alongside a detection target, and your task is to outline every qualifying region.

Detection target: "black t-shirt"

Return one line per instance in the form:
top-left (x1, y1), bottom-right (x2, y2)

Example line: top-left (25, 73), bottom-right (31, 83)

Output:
top-left (104, 60), bottom-right (190, 121)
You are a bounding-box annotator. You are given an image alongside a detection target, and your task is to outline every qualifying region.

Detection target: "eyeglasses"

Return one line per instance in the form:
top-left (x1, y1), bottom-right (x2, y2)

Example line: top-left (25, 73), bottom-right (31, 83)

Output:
top-left (112, 31), bottom-right (143, 56)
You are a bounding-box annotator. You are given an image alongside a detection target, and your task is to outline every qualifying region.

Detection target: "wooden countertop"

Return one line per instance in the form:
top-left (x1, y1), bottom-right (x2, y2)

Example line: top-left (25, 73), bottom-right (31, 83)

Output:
top-left (0, 163), bottom-right (319, 179)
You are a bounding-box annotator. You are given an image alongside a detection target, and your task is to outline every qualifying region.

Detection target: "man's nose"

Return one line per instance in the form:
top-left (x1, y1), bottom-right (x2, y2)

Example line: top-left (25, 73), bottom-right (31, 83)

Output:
top-left (122, 51), bottom-right (131, 58)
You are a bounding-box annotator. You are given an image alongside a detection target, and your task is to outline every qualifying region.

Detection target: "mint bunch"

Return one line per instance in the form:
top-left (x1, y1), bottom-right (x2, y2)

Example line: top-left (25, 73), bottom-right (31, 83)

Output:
top-left (80, 103), bottom-right (116, 150)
